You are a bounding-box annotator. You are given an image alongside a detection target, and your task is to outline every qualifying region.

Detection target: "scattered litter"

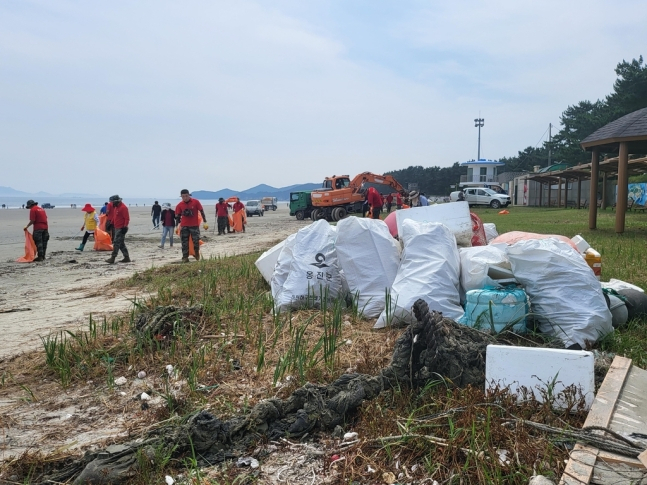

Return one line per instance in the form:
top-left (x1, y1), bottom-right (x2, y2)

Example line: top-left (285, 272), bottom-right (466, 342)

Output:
top-left (140, 392), bottom-right (151, 401)
top-left (165, 476), bottom-right (175, 485)
top-left (137, 371), bottom-right (146, 379)
top-left (496, 449), bottom-right (510, 466)
top-left (343, 432), bottom-right (358, 441)
top-left (382, 471), bottom-right (396, 484)
top-left (166, 365), bottom-right (174, 375)
top-left (236, 456), bottom-right (259, 469)
top-left (114, 376), bottom-right (127, 386)
top-left (330, 454), bottom-right (340, 462)
top-left (367, 465), bottom-right (376, 473)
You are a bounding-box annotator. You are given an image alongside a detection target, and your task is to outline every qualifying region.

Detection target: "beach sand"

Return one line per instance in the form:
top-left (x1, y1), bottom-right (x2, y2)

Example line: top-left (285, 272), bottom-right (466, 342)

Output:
top-left (0, 204), bottom-right (306, 360)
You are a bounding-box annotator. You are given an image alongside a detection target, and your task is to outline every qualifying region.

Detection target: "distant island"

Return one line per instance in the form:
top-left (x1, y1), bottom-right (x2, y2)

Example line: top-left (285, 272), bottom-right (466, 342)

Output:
top-left (0, 186), bottom-right (99, 198)
top-left (192, 183), bottom-right (320, 201)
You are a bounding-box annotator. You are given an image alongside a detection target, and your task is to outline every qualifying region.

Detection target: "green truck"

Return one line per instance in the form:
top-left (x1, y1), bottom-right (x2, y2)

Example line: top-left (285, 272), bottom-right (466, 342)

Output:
top-left (289, 191), bottom-right (313, 220)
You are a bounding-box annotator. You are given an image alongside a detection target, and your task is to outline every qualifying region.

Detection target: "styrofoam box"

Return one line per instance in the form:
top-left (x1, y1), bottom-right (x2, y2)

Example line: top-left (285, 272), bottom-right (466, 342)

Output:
top-left (255, 239), bottom-right (287, 284)
top-left (485, 345), bottom-right (595, 410)
top-left (395, 202), bottom-right (473, 246)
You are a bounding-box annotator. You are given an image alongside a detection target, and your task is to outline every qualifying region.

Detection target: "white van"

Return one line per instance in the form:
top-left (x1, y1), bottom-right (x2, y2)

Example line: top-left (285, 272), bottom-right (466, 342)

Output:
top-left (449, 188), bottom-right (510, 208)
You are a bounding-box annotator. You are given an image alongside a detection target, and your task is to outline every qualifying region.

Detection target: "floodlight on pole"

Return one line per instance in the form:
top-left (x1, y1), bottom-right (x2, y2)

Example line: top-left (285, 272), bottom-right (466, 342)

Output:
top-left (474, 118), bottom-right (484, 160)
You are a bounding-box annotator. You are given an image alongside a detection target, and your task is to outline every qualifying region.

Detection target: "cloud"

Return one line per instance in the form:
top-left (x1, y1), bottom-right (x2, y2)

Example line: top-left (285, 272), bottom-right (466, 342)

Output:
top-left (0, 0), bottom-right (645, 195)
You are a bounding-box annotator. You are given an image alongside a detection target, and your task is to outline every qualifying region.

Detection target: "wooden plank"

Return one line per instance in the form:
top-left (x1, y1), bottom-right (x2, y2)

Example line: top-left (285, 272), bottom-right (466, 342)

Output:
top-left (591, 460), bottom-right (647, 484)
top-left (596, 450), bottom-right (645, 469)
top-left (559, 356), bottom-right (632, 484)
top-left (639, 450), bottom-right (647, 470)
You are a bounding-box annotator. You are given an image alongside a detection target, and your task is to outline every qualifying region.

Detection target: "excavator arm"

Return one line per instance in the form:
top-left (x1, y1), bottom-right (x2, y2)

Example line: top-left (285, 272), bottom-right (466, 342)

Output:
top-left (350, 172), bottom-right (405, 195)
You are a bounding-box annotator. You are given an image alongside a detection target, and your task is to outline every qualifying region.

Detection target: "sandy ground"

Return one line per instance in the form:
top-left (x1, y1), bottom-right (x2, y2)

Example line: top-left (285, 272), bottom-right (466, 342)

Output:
top-left (0, 205), bottom-right (307, 360)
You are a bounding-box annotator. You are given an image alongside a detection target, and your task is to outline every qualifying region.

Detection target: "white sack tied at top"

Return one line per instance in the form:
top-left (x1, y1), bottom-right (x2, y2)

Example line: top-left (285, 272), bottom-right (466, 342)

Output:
top-left (374, 220), bottom-right (463, 328)
top-left (506, 238), bottom-right (613, 348)
top-left (483, 223), bottom-right (499, 243)
top-left (273, 219), bottom-right (342, 311)
top-left (335, 217), bottom-right (400, 318)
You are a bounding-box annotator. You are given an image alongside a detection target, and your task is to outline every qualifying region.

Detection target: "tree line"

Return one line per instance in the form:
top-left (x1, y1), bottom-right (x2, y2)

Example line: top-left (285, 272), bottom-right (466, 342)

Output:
top-left (386, 55), bottom-right (647, 194)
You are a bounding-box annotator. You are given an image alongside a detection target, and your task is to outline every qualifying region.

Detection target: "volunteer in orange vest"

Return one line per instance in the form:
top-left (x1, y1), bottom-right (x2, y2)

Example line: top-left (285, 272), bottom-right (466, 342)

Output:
top-left (232, 197), bottom-right (246, 233)
top-left (76, 204), bottom-right (99, 251)
top-left (106, 195), bottom-right (131, 264)
top-left (24, 199), bottom-right (49, 262)
top-left (175, 189), bottom-right (207, 263)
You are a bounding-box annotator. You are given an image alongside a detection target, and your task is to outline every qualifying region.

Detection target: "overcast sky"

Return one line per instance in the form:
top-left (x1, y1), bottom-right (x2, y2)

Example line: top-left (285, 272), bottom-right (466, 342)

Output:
top-left (1, 0), bottom-right (645, 197)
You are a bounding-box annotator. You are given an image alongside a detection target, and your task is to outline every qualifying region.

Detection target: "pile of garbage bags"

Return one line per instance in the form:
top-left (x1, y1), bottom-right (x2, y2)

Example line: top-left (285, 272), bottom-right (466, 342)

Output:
top-left (256, 204), bottom-right (646, 349)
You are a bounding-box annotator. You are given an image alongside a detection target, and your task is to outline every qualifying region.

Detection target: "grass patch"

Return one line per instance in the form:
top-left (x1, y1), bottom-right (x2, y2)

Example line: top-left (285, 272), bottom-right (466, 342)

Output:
top-left (2, 207), bottom-right (647, 484)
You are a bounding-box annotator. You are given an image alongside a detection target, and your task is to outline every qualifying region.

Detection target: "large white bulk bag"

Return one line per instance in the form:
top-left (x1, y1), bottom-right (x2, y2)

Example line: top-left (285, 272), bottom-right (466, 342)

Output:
top-left (507, 238), bottom-right (613, 348)
top-left (374, 220), bottom-right (463, 328)
top-left (459, 245), bottom-right (510, 300)
top-left (270, 233), bottom-right (297, 300)
top-left (274, 220), bottom-right (342, 311)
top-left (336, 217), bottom-right (400, 318)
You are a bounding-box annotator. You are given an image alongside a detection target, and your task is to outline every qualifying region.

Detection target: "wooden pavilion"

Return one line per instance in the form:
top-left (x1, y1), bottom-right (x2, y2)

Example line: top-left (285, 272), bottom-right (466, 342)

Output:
top-left (526, 108), bottom-right (647, 233)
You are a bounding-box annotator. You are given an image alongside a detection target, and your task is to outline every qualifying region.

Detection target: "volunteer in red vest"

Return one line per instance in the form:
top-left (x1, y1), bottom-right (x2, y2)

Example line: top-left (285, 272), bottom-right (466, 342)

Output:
top-left (76, 203), bottom-right (99, 251)
top-left (396, 193), bottom-right (403, 210)
top-left (215, 197), bottom-right (233, 235)
top-left (175, 189), bottom-right (207, 263)
top-left (24, 199), bottom-right (49, 262)
top-left (232, 197), bottom-right (246, 233)
top-left (106, 195), bottom-right (131, 264)
top-left (367, 187), bottom-right (383, 219)
top-left (385, 193), bottom-right (394, 213)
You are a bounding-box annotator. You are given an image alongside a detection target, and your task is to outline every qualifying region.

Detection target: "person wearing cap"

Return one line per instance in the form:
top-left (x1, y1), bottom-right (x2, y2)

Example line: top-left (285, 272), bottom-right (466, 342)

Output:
top-left (175, 189), bottom-right (206, 262)
top-left (105, 200), bottom-right (115, 242)
top-left (159, 203), bottom-right (175, 249)
top-left (419, 192), bottom-right (429, 207)
top-left (75, 204), bottom-right (99, 251)
top-left (151, 201), bottom-right (162, 230)
top-left (100, 202), bottom-right (108, 215)
top-left (409, 190), bottom-right (420, 208)
top-left (106, 195), bottom-right (131, 264)
top-left (24, 199), bottom-right (49, 262)
top-left (215, 197), bottom-right (232, 235)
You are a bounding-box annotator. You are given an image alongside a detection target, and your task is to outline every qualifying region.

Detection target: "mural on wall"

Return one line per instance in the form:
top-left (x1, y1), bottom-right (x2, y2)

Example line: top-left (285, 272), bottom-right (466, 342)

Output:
top-left (628, 183), bottom-right (647, 205)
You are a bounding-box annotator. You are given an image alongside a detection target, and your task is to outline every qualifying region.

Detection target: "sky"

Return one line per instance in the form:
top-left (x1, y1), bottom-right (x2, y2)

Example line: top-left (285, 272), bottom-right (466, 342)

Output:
top-left (1, 0), bottom-right (645, 197)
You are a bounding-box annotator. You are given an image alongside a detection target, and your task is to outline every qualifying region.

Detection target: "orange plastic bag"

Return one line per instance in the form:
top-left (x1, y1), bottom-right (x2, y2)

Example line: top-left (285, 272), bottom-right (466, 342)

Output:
top-left (98, 214), bottom-right (107, 231)
top-left (93, 227), bottom-right (113, 251)
top-left (498, 210), bottom-right (510, 215)
top-left (16, 230), bottom-right (37, 263)
top-left (188, 235), bottom-right (204, 257)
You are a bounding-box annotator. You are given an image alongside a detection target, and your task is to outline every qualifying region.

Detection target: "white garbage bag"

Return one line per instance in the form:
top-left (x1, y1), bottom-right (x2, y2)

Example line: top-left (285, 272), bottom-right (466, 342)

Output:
top-left (256, 238), bottom-right (290, 285)
top-left (274, 220), bottom-right (342, 311)
top-left (507, 238), bottom-right (613, 348)
top-left (270, 233), bottom-right (297, 300)
top-left (336, 217), bottom-right (400, 318)
top-left (459, 245), bottom-right (510, 300)
top-left (483, 223), bottom-right (498, 243)
top-left (375, 220), bottom-right (463, 328)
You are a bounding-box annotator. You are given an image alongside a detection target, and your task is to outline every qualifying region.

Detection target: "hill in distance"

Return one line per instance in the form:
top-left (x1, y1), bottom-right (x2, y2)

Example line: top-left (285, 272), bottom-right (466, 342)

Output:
top-left (0, 186), bottom-right (99, 198)
top-left (193, 183), bottom-right (320, 201)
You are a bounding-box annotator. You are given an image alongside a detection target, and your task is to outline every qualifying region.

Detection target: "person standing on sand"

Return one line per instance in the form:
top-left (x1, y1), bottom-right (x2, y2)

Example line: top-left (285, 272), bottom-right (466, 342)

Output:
top-left (215, 197), bottom-right (232, 235)
top-left (106, 195), bottom-right (131, 264)
top-left (76, 204), bottom-right (99, 251)
top-left (151, 201), bottom-right (162, 229)
top-left (385, 193), bottom-right (393, 213)
top-left (367, 187), bottom-right (382, 219)
top-left (105, 200), bottom-right (115, 242)
top-left (232, 197), bottom-right (246, 233)
top-left (24, 199), bottom-right (49, 262)
top-left (175, 189), bottom-right (206, 263)
top-left (159, 203), bottom-right (175, 249)
top-left (100, 202), bottom-right (108, 215)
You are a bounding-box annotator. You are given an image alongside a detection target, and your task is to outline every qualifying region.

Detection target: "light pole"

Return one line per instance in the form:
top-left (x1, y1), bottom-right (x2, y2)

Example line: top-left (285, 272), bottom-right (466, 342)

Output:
top-left (474, 118), bottom-right (484, 160)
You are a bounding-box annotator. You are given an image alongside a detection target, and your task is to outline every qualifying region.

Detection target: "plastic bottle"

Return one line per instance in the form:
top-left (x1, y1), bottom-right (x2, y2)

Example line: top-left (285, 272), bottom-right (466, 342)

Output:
top-left (584, 248), bottom-right (602, 280)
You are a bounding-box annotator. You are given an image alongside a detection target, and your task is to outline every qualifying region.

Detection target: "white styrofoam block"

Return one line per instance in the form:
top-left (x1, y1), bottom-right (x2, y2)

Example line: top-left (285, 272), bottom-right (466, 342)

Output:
top-left (255, 239), bottom-right (287, 284)
top-left (485, 345), bottom-right (595, 410)
top-left (395, 202), bottom-right (472, 246)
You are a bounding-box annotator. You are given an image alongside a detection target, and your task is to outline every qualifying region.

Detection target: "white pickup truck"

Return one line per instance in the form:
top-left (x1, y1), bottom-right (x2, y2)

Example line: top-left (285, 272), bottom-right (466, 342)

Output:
top-left (449, 188), bottom-right (510, 208)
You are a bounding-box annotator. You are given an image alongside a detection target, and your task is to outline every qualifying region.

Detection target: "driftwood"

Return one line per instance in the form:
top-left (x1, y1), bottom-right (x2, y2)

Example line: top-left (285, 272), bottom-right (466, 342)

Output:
top-left (41, 300), bottom-right (498, 484)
